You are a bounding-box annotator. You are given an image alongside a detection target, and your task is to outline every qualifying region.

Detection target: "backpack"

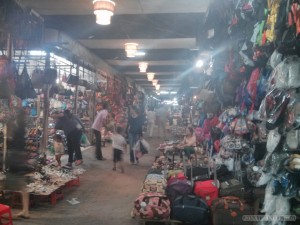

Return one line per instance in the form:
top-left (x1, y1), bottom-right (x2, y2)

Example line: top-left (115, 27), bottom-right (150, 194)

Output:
top-left (246, 68), bottom-right (261, 111)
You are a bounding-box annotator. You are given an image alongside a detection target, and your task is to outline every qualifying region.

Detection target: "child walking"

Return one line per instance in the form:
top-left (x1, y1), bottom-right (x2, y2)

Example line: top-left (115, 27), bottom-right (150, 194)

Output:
top-left (111, 126), bottom-right (127, 173)
top-left (53, 134), bottom-right (65, 167)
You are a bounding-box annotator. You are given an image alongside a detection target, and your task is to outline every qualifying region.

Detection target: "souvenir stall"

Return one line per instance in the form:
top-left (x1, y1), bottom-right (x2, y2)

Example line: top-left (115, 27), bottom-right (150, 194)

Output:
top-left (0, 1), bottom-right (97, 208)
top-left (132, 0), bottom-right (300, 224)
top-left (94, 74), bottom-right (128, 143)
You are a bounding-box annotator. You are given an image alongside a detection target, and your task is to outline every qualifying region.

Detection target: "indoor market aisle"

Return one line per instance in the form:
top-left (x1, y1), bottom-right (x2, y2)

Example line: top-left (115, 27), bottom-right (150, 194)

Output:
top-left (12, 136), bottom-right (164, 225)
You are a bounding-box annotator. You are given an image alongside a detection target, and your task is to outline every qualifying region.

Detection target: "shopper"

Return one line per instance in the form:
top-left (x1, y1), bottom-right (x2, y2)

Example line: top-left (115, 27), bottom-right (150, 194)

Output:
top-left (55, 110), bottom-right (84, 167)
top-left (146, 107), bottom-right (156, 138)
top-left (91, 101), bottom-right (108, 160)
top-left (126, 105), bottom-right (144, 164)
top-left (156, 105), bottom-right (169, 140)
top-left (53, 134), bottom-right (65, 167)
top-left (111, 126), bottom-right (127, 173)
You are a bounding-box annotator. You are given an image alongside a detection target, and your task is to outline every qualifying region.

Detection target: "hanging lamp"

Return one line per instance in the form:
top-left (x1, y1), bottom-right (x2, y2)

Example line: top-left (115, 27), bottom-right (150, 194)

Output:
top-left (152, 79), bottom-right (158, 86)
top-left (147, 72), bottom-right (155, 81)
top-left (139, 62), bottom-right (148, 73)
top-left (155, 84), bottom-right (160, 90)
top-left (125, 43), bottom-right (138, 57)
top-left (93, 0), bottom-right (116, 25)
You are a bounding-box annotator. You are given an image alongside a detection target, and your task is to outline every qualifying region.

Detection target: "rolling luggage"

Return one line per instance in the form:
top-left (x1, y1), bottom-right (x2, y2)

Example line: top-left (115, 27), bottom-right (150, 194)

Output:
top-left (193, 159), bottom-right (219, 206)
top-left (211, 196), bottom-right (253, 225)
top-left (184, 155), bottom-right (210, 181)
top-left (172, 195), bottom-right (210, 225)
top-left (166, 177), bottom-right (193, 204)
top-left (194, 179), bottom-right (219, 206)
top-left (219, 178), bottom-right (245, 198)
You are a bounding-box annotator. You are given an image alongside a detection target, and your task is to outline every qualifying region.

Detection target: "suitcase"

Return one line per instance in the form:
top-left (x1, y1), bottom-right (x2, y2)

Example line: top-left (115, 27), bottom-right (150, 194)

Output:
top-left (166, 177), bottom-right (193, 204)
top-left (219, 178), bottom-right (245, 198)
top-left (194, 179), bottom-right (219, 206)
top-left (211, 196), bottom-right (253, 225)
top-left (184, 147), bottom-right (211, 181)
top-left (193, 158), bottom-right (219, 206)
top-left (172, 195), bottom-right (210, 225)
top-left (131, 192), bottom-right (170, 220)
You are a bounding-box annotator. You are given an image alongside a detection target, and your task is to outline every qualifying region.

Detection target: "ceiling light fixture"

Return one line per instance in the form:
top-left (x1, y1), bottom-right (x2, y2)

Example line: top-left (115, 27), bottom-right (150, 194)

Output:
top-left (155, 84), bottom-right (160, 91)
top-left (152, 79), bottom-right (158, 86)
top-left (125, 43), bottom-right (138, 57)
top-left (147, 73), bottom-right (155, 81)
top-left (139, 62), bottom-right (148, 73)
top-left (93, 0), bottom-right (116, 25)
top-left (196, 59), bottom-right (204, 68)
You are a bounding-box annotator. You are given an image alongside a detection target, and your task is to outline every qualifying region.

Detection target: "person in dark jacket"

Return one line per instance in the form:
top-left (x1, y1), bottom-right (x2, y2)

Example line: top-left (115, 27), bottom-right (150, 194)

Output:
top-left (54, 110), bottom-right (84, 167)
top-left (126, 105), bottom-right (144, 164)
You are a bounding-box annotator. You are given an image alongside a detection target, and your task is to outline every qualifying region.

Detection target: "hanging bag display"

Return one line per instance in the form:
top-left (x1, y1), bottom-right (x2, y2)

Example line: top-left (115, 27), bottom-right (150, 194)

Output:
top-left (199, 80), bottom-right (215, 103)
top-left (231, 117), bottom-right (250, 135)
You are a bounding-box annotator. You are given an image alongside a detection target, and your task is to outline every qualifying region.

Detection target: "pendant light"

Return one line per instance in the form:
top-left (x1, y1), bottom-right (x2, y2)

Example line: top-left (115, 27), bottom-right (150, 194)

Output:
top-left (125, 43), bottom-right (138, 57)
top-left (152, 79), bottom-right (158, 86)
top-left (93, 0), bottom-right (116, 25)
top-left (147, 73), bottom-right (155, 81)
top-left (139, 62), bottom-right (148, 73)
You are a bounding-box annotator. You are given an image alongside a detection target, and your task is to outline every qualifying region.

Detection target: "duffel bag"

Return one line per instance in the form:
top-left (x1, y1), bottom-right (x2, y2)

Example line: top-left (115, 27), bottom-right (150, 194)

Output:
top-left (131, 192), bottom-right (170, 220)
top-left (141, 178), bottom-right (166, 194)
top-left (194, 179), bottom-right (219, 206)
top-left (166, 178), bottom-right (192, 204)
top-left (211, 196), bottom-right (253, 225)
top-left (172, 195), bottom-right (210, 225)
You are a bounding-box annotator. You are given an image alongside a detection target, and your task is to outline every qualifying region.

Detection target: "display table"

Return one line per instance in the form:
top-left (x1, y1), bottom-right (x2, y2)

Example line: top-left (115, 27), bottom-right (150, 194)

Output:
top-left (8, 166), bottom-right (86, 206)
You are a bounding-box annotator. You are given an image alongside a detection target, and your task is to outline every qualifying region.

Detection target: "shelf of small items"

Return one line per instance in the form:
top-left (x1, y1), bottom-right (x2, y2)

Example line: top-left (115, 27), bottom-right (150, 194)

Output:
top-left (25, 128), bottom-right (42, 160)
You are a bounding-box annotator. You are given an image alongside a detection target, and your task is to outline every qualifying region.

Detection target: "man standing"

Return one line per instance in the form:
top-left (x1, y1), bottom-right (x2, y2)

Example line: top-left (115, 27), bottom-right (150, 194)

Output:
top-left (156, 105), bottom-right (169, 140)
top-left (146, 107), bottom-right (156, 138)
top-left (92, 102), bottom-right (108, 160)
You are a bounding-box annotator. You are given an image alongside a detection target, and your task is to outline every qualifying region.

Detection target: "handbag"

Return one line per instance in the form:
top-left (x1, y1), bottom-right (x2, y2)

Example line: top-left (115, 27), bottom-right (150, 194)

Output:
top-left (199, 80), bottom-right (215, 103)
top-left (66, 74), bottom-right (79, 85)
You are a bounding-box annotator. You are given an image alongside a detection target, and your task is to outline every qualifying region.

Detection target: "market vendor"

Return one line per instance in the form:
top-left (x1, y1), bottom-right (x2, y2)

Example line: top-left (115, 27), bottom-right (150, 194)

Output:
top-left (177, 126), bottom-right (197, 159)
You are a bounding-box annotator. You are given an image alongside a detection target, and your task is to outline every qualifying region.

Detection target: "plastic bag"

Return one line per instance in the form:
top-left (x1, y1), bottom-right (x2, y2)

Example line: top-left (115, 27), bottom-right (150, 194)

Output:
top-left (284, 130), bottom-right (300, 151)
top-left (274, 56), bottom-right (300, 89)
top-left (261, 181), bottom-right (277, 214)
top-left (266, 129), bottom-right (281, 153)
top-left (285, 92), bottom-right (300, 131)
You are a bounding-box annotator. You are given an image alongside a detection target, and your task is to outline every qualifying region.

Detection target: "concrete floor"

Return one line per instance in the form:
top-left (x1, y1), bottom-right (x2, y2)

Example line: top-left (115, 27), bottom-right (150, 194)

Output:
top-left (12, 136), bottom-right (164, 225)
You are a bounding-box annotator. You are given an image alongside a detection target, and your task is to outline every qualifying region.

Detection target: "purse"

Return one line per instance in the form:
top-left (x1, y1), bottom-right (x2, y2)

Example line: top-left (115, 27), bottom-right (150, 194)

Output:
top-left (66, 74), bottom-right (79, 85)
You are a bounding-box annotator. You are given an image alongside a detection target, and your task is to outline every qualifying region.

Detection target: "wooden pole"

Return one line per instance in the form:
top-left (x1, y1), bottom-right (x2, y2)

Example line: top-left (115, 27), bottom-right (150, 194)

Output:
top-left (2, 125), bottom-right (7, 171)
top-left (3, 33), bottom-right (13, 170)
top-left (40, 52), bottom-right (51, 155)
top-left (74, 64), bottom-right (79, 115)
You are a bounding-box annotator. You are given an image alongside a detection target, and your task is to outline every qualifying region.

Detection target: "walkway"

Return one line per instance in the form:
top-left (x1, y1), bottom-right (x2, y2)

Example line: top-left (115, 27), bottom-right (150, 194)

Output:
top-left (12, 137), bottom-right (163, 225)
